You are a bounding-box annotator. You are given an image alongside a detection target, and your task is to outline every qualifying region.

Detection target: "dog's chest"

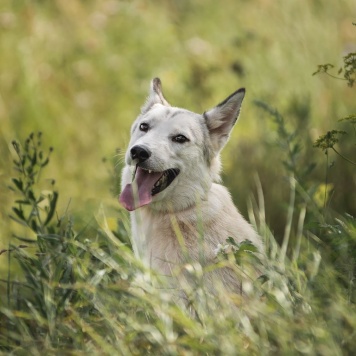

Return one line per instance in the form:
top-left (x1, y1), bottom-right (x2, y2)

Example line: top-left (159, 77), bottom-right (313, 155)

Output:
top-left (131, 209), bottom-right (202, 274)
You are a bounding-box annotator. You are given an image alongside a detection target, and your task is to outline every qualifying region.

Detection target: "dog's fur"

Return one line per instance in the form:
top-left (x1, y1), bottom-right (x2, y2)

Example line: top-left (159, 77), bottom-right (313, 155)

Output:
top-left (119, 78), bottom-right (261, 290)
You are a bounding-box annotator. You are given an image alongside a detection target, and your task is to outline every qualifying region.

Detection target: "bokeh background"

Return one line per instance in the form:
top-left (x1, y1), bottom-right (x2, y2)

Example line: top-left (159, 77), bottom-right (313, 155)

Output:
top-left (1, 0), bottom-right (355, 266)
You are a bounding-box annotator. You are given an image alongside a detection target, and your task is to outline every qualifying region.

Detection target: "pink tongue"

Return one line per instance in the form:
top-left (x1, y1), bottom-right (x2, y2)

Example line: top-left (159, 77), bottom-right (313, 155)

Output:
top-left (119, 167), bottom-right (163, 211)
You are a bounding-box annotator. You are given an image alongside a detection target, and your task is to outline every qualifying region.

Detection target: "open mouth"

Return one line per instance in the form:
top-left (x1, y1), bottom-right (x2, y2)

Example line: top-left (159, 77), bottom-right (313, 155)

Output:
top-left (151, 168), bottom-right (180, 195)
top-left (119, 166), bottom-right (180, 211)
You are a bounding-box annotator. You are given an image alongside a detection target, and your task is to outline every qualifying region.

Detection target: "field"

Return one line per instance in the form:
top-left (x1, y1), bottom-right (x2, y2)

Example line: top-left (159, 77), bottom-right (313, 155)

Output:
top-left (0, 0), bottom-right (356, 354)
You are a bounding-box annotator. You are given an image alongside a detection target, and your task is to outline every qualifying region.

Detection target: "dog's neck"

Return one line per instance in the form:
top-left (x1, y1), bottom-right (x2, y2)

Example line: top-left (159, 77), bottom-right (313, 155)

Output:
top-left (144, 193), bottom-right (208, 215)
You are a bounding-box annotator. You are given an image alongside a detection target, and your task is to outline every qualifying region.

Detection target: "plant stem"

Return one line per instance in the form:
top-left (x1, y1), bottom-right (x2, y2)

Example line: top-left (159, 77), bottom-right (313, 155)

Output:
top-left (325, 72), bottom-right (348, 81)
top-left (7, 242), bottom-right (11, 308)
top-left (280, 176), bottom-right (295, 264)
top-left (332, 147), bottom-right (356, 165)
top-left (324, 150), bottom-right (329, 217)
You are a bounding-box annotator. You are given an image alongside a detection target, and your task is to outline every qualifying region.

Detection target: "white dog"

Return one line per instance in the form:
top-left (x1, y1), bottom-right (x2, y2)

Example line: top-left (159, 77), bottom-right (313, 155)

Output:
top-left (120, 78), bottom-right (261, 291)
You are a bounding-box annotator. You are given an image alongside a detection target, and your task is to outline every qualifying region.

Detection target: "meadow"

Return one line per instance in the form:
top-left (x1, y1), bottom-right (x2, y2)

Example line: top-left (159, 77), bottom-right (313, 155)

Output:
top-left (0, 0), bottom-right (355, 354)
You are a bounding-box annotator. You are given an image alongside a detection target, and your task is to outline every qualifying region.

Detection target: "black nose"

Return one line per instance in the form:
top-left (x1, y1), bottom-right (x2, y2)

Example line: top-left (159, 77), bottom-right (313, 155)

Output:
top-left (130, 145), bottom-right (151, 163)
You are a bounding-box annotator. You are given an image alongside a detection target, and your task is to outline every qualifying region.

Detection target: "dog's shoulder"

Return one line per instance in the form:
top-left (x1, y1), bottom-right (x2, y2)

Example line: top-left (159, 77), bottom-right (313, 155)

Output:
top-left (206, 183), bottom-right (262, 249)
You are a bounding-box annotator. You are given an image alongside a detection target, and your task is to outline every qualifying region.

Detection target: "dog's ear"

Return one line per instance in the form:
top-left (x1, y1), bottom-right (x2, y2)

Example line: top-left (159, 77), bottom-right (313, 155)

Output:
top-left (141, 77), bottom-right (171, 114)
top-left (204, 88), bottom-right (245, 153)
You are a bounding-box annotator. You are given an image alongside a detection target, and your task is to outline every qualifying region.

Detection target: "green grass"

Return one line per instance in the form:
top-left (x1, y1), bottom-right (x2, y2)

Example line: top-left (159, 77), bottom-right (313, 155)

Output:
top-left (1, 0), bottom-right (356, 354)
top-left (1, 133), bottom-right (355, 354)
top-left (1, 0), bottom-right (355, 235)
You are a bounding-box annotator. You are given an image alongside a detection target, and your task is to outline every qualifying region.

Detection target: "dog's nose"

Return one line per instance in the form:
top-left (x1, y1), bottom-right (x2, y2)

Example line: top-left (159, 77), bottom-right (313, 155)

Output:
top-left (130, 145), bottom-right (151, 163)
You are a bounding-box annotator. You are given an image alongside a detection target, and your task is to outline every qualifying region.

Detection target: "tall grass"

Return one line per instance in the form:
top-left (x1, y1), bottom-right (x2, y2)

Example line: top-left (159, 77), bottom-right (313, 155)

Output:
top-left (1, 0), bottom-right (355, 247)
top-left (1, 1), bottom-right (355, 354)
top-left (1, 128), bottom-right (355, 354)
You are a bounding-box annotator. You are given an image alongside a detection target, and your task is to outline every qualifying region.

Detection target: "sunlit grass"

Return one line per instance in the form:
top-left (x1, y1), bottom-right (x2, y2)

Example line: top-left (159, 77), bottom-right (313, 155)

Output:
top-left (0, 1), bottom-right (356, 353)
top-left (1, 121), bottom-right (355, 354)
top-left (1, 0), bottom-right (354, 230)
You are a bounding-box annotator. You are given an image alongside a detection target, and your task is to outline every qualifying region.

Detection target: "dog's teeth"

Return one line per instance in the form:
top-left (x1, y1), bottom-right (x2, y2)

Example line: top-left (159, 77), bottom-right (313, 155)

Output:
top-left (149, 170), bottom-right (152, 174)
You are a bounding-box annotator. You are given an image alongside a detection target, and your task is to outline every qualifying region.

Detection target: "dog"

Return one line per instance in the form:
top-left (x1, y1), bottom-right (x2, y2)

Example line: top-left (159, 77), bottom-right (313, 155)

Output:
top-left (119, 78), bottom-right (262, 292)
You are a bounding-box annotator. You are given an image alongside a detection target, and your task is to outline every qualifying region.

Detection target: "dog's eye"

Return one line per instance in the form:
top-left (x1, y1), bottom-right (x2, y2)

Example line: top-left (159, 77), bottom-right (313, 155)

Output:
top-left (139, 123), bottom-right (149, 132)
top-left (172, 134), bottom-right (189, 144)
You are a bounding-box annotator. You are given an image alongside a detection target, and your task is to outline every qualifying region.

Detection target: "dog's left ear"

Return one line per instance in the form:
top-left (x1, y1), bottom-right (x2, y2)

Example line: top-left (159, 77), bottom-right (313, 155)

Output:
top-left (141, 77), bottom-right (171, 114)
top-left (204, 88), bottom-right (245, 153)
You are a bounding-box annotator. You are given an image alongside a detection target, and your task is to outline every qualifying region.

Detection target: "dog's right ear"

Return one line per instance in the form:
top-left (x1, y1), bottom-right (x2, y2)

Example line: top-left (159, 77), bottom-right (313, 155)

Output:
top-left (141, 78), bottom-right (171, 114)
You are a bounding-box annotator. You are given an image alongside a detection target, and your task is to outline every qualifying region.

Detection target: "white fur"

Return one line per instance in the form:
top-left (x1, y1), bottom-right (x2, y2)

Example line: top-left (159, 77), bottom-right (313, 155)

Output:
top-left (120, 78), bottom-right (262, 291)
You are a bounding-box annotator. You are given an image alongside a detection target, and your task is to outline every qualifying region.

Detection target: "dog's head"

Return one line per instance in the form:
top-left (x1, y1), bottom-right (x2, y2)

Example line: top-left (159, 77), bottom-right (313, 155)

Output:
top-left (119, 78), bottom-right (245, 212)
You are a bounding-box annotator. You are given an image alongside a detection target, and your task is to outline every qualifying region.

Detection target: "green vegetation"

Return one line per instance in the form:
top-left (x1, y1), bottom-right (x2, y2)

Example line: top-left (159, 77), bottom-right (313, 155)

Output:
top-left (1, 132), bottom-right (355, 354)
top-left (1, 0), bottom-right (355, 354)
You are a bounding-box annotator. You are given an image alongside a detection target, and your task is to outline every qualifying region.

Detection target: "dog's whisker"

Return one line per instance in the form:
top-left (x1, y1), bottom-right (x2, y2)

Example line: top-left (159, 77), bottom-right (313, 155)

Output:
top-left (113, 153), bottom-right (125, 160)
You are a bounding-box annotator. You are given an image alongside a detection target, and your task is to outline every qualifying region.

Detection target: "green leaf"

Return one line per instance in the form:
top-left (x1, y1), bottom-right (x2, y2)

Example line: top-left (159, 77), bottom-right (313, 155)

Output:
top-left (257, 274), bottom-right (269, 285)
top-left (226, 236), bottom-right (238, 246)
top-left (41, 157), bottom-right (49, 168)
top-left (26, 165), bottom-right (33, 176)
top-left (12, 178), bottom-right (23, 191)
top-left (12, 207), bottom-right (25, 221)
top-left (9, 214), bottom-right (28, 227)
top-left (44, 191), bottom-right (58, 226)
top-left (15, 199), bottom-right (31, 205)
top-left (238, 240), bottom-right (258, 253)
top-left (36, 196), bottom-right (45, 204)
top-left (31, 219), bottom-right (38, 233)
top-left (13, 235), bottom-right (37, 243)
top-left (37, 233), bottom-right (62, 240)
top-left (28, 189), bottom-right (36, 202)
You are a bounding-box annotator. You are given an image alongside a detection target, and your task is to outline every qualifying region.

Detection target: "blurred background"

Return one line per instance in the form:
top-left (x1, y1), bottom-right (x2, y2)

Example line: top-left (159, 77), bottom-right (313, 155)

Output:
top-left (0, 0), bottom-right (355, 267)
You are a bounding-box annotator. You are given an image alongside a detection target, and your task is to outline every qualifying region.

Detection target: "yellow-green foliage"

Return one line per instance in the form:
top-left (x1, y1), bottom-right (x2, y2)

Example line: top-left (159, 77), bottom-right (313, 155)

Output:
top-left (1, 0), bottom-right (354, 219)
top-left (0, 2), bottom-right (356, 353)
top-left (1, 134), bottom-right (355, 354)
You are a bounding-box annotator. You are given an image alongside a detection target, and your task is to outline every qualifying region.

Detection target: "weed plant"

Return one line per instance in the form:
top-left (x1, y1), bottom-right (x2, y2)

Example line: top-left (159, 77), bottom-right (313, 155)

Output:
top-left (1, 2), bottom-right (355, 354)
top-left (1, 30), bottom-right (355, 355)
top-left (313, 32), bottom-right (356, 167)
top-left (1, 120), bottom-right (355, 355)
